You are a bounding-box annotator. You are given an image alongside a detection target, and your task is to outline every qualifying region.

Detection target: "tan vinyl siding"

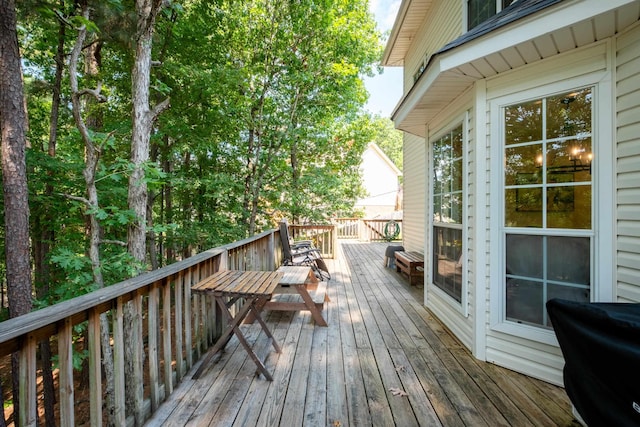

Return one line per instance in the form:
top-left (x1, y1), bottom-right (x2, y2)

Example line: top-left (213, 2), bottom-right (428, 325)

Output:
top-left (484, 43), bottom-right (610, 386)
top-left (404, 1), bottom-right (463, 94)
top-left (616, 22), bottom-right (640, 303)
top-left (428, 105), bottom-right (475, 350)
top-left (402, 133), bottom-right (426, 253)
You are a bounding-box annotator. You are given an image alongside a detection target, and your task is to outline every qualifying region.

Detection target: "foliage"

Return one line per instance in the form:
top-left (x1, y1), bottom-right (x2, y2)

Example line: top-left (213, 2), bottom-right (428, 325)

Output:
top-left (3, 0), bottom-right (386, 310)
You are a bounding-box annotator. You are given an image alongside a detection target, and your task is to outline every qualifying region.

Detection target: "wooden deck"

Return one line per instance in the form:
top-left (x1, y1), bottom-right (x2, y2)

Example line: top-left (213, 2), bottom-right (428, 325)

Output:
top-left (145, 241), bottom-right (580, 427)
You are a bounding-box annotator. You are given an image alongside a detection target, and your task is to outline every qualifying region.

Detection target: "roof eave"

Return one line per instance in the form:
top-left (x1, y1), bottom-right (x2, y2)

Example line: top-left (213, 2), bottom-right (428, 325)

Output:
top-left (390, 0), bottom-right (640, 138)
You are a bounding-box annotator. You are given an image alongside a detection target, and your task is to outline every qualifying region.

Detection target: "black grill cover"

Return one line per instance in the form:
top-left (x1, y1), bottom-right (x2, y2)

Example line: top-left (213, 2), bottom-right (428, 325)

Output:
top-left (546, 299), bottom-right (640, 427)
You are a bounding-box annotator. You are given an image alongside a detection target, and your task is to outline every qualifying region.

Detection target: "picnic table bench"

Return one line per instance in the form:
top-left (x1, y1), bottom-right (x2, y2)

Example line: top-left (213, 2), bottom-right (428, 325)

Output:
top-left (394, 251), bottom-right (424, 286)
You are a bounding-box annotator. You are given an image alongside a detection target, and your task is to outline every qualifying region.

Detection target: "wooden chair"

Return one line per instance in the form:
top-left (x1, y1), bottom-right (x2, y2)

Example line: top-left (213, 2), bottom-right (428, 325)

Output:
top-left (279, 220), bottom-right (330, 280)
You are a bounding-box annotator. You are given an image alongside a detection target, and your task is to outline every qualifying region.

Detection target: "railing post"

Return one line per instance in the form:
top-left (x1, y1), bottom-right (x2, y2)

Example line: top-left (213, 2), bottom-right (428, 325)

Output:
top-left (19, 334), bottom-right (37, 427)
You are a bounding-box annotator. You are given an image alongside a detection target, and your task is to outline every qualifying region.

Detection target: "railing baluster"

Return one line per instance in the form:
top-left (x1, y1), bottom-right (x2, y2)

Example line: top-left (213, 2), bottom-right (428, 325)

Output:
top-left (114, 296), bottom-right (126, 426)
top-left (148, 282), bottom-right (160, 411)
top-left (163, 277), bottom-right (173, 395)
top-left (59, 317), bottom-right (74, 426)
top-left (175, 272), bottom-right (184, 379)
top-left (18, 333), bottom-right (37, 427)
top-left (184, 268), bottom-right (193, 369)
top-left (88, 308), bottom-right (102, 427)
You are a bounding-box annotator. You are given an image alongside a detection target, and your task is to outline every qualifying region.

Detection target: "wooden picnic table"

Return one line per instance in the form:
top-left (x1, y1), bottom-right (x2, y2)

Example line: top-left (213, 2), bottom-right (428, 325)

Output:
top-left (264, 265), bottom-right (328, 326)
top-left (191, 270), bottom-right (283, 380)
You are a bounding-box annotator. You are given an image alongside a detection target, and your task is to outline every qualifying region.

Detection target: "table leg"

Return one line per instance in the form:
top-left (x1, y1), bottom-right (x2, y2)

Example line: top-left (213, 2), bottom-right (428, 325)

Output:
top-left (295, 284), bottom-right (328, 327)
top-left (192, 296), bottom-right (254, 379)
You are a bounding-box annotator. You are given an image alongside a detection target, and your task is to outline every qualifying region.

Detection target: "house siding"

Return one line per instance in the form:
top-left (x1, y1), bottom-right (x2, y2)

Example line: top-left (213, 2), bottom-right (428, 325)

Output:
top-left (401, 133), bottom-right (426, 253)
top-left (404, 1), bottom-right (463, 94)
top-left (616, 22), bottom-right (640, 303)
top-left (425, 91), bottom-right (475, 349)
top-left (484, 42), bottom-right (610, 385)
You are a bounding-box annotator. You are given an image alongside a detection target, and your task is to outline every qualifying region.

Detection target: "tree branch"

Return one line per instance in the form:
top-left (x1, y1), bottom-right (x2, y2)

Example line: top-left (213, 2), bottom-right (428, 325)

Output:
top-left (100, 239), bottom-right (127, 247)
top-left (77, 82), bottom-right (107, 103)
top-left (60, 193), bottom-right (90, 207)
top-left (150, 97), bottom-right (170, 122)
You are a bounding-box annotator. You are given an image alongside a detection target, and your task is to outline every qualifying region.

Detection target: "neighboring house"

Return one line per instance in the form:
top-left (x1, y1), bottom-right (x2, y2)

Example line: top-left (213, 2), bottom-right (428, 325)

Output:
top-left (383, 0), bottom-right (640, 385)
top-left (355, 142), bottom-right (402, 218)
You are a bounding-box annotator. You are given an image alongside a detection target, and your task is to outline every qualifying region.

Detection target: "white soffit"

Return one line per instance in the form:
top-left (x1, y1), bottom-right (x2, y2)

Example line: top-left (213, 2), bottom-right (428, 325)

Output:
top-left (392, 0), bottom-right (640, 137)
top-left (382, 0), bottom-right (433, 66)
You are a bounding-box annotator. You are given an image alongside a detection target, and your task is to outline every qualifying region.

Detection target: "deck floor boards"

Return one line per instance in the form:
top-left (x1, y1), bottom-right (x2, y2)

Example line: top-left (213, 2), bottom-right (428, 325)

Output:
top-left (145, 241), bottom-right (580, 427)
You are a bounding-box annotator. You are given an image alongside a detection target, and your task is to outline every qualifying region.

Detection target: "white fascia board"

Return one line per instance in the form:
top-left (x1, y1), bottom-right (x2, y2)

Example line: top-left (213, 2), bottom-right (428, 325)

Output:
top-left (382, 0), bottom-right (413, 65)
top-left (439, 0), bottom-right (638, 72)
top-left (392, 58), bottom-right (443, 125)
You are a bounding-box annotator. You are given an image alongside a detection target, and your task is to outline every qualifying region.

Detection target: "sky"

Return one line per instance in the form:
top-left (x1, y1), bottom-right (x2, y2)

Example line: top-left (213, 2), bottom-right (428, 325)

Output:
top-left (364, 0), bottom-right (403, 118)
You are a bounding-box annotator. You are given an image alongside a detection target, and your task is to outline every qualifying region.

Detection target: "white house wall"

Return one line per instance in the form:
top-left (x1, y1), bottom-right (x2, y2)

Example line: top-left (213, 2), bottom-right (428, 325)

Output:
top-left (356, 146), bottom-right (400, 216)
top-left (402, 133), bottom-right (426, 252)
top-left (484, 42), bottom-right (611, 385)
top-left (425, 92), bottom-right (475, 350)
top-left (616, 22), bottom-right (640, 303)
top-left (404, 1), bottom-right (463, 95)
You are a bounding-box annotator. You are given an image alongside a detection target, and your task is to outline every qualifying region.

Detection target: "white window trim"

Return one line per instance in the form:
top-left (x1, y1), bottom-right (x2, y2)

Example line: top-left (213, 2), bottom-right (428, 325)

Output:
top-left (428, 114), bottom-right (469, 317)
top-left (463, 0), bottom-right (510, 33)
top-left (488, 71), bottom-right (614, 346)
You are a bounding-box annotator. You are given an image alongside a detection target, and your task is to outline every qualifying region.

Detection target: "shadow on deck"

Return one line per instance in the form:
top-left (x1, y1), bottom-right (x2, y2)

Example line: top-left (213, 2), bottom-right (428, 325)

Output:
top-left (145, 241), bottom-right (580, 427)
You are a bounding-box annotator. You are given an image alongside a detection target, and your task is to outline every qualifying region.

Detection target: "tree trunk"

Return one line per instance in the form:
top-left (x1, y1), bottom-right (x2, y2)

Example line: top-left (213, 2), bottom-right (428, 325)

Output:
top-left (33, 4), bottom-right (67, 423)
top-left (69, 4), bottom-right (119, 424)
top-left (0, 1), bottom-right (33, 425)
top-left (126, 1), bottom-right (169, 423)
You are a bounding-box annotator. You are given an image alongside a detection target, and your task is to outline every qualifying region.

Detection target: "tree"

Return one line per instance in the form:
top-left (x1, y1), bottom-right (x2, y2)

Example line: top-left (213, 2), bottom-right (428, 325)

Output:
top-left (125, 0), bottom-right (169, 422)
top-left (0, 0), bottom-right (33, 425)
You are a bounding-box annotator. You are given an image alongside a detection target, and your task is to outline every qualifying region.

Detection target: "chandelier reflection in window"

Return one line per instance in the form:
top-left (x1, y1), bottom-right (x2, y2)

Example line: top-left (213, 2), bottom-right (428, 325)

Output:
top-left (536, 146), bottom-right (592, 174)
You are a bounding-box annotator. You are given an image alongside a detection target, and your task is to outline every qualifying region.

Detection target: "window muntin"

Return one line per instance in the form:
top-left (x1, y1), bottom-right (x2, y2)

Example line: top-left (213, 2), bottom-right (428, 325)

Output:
top-left (468, 0), bottom-right (496, 30)
top-left (503, 88), bottom-right (593, 328)
top-left (433, 124), bottom-right (464, 303)
top-left (468, 0), bottom-right (518, 30)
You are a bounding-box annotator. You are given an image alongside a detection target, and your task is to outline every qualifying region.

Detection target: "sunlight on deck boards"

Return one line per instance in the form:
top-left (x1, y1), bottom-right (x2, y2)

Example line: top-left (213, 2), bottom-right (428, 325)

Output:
top-left (144, 241), bottom-right (580, 427)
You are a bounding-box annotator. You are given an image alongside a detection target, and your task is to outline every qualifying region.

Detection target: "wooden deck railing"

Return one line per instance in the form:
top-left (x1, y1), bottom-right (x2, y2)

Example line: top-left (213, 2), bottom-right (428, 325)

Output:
top-left (334, 218), bottom-right (402, 242)
top-left (288, 224), bottom-right (337, 258)
top-left (0, 228), bottom-right (293, 426)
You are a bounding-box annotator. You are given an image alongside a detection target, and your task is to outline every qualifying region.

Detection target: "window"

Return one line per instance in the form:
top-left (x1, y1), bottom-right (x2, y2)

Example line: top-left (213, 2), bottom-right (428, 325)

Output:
top-left (467, 0), bottom-right (517, 30)
top-left (503, 88), bottom-right (593, 328)
top-left (433, 124), bottom-right (464, 303)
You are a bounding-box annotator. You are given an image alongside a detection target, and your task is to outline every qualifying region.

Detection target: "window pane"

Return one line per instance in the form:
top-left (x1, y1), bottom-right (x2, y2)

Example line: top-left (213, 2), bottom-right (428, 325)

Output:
top-left (506, 188), bottom-right (543, 227)
top-left (452, 126), bottom-right (463, 158)
top-left (547, 236), bottom-right (590, 285)
top-left (433, 195), bottom-right (442, 222)
top-left (547, 138), bottom-right (592, 183)
top-left (505, 100), bottom-right (542, 145)
top-left (451, 192), bottom-right (463, 224)
top-left (546, 88), bottom-right (592, 140)
top-left (506, 234), bottom-right (543, 279)
top-left (433, 226), bottom-right (462, 302)
top-left (547, 185), bottom-right (591, 229)
top-left (440, 194), bottom-right (452, 223)
top-left (547, 284), bottom-right (590, 305)
top-left (452, 158), bottom-right (463, 191)
top-left (505, 144), bottom-right (543, 185)
top-left (506, 278), bottom-right (543, 325)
